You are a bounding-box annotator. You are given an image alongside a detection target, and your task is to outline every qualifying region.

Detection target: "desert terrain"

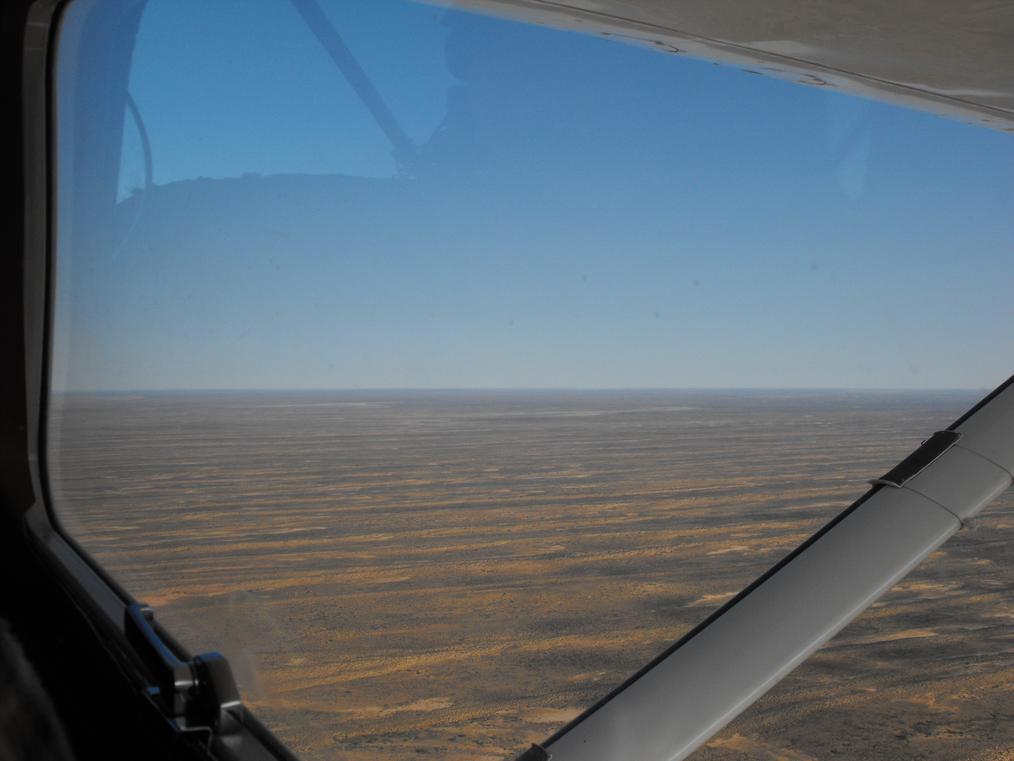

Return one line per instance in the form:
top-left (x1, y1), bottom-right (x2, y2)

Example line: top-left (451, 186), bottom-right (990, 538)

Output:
top-left (47, 390), bottom-right (1014, 760)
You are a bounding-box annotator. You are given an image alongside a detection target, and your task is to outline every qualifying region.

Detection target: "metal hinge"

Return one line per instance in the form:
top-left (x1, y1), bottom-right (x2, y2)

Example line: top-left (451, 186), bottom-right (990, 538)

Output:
top-left (124, 603), bottom-right (243, 733)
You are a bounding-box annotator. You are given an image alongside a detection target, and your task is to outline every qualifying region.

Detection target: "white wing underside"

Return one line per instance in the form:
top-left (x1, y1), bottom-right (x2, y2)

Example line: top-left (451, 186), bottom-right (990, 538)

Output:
top-left (448, 0), bottom-right (1014, 133)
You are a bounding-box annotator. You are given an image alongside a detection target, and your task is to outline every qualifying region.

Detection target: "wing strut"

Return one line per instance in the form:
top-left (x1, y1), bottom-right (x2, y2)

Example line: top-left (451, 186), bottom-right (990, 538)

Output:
top-left (520, 374), bottom-right (1014, 761)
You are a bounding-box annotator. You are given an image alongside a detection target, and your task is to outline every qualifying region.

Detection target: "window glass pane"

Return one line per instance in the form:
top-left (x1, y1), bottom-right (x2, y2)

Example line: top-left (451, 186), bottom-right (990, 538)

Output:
top-left (49, 1), bottom-right (1014, 759)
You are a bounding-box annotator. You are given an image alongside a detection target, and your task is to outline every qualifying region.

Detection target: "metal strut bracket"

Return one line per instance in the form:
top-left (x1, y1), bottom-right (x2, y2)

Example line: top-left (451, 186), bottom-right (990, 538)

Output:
top-left (870, 430), bottom-right (961, 488)
top-left (515, 744), bottom-right (552, 761)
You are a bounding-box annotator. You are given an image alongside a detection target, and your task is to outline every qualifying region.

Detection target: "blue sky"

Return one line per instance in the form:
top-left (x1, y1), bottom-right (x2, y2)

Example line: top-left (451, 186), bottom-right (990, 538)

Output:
top-left (54, 0), bottom-right (1014, 391)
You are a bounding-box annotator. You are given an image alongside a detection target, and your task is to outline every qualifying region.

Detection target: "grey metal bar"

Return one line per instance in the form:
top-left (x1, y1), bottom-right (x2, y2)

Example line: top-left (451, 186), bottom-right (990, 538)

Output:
top-left (529, 375), bottom-right (1014, 761)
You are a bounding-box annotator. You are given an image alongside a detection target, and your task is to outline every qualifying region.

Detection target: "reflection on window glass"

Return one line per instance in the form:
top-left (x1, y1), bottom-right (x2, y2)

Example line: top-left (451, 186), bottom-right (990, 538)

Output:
top-left (50, 0), bottom-right (1013, 759)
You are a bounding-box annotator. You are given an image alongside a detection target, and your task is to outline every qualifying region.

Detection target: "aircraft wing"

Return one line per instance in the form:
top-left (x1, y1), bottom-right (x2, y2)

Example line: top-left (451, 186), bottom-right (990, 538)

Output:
top-left (451, 0), bottom-right (1014, 132)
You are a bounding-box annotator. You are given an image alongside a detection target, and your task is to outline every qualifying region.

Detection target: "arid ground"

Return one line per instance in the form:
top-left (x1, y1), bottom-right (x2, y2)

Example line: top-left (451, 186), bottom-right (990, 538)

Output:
top-left (47, 390), bottom-right (1014, 761)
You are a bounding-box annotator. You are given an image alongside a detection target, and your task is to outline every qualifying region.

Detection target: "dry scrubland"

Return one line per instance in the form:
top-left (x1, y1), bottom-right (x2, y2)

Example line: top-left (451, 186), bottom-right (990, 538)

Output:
top-left (48, 390), bottom-right (1014, 761)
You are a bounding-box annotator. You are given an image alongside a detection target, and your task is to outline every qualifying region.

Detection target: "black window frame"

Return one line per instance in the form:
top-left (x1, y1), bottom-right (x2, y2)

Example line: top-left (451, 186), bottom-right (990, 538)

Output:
top-left (4, 3), bottom-right (1011, 760)
top-left (3, 1), bottom-right (298, 759)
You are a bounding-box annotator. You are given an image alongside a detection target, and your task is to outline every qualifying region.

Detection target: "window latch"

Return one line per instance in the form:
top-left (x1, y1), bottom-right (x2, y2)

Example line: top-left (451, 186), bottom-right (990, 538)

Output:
top-left (124, 603), bottom-right (242, 733)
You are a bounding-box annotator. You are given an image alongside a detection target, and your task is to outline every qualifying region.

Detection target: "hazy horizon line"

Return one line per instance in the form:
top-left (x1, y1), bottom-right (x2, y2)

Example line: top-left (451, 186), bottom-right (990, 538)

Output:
top-left (51, 386), bottom-right (991, 395)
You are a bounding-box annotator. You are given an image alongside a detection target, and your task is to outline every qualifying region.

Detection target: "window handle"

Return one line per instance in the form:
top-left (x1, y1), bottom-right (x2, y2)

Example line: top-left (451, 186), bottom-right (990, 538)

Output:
top-left (124, 603), bottom-right (242, 733)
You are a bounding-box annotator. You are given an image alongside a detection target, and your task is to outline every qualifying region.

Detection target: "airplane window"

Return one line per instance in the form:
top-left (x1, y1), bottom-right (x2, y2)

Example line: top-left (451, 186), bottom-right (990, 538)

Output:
top-left (48, 0), bottom-right (1014, 759)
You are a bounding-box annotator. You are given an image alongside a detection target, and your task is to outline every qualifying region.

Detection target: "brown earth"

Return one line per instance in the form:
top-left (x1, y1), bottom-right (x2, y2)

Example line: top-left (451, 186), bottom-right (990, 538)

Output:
top-left (47, 390), bottom-right (1014, 761)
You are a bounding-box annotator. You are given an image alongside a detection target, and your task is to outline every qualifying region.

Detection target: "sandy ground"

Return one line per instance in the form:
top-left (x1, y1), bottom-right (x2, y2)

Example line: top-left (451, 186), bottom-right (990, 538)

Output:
top-left (47, 390), bottom-right (1013, 760)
